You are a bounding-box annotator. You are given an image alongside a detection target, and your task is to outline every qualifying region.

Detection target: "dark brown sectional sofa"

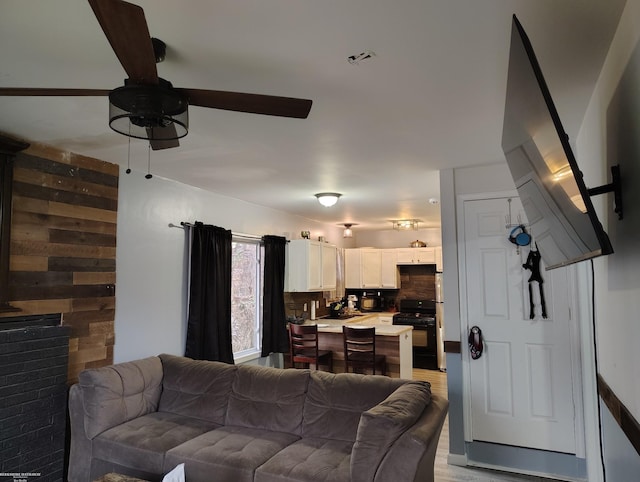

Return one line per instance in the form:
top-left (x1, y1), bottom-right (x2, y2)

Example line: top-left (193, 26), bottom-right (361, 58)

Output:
top-left (68, 354), bottom-right (448, 482)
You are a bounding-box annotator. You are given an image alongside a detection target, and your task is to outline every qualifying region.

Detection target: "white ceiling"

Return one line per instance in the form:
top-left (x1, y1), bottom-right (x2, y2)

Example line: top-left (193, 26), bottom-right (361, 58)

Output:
top-left (0, 0), bottom-right (626, 231)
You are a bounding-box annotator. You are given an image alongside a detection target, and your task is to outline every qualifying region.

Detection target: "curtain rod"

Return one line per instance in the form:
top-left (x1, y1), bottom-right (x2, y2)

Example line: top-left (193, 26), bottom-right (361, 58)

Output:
top-left (170, 221), bottom-right (265, 241)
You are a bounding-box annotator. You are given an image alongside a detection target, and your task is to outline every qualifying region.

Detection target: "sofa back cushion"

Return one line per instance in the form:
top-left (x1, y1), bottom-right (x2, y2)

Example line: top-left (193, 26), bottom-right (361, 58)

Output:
top-left (158, 354), bottom-right (237, 425)
top-left (226, 364), bottom-right (310, 435)
top-left (302, 371), bottom-right (405, 442)
top-left (78, 356), bottom-right (163, 439)
top-left (350, 381), bottom-right (431, 482)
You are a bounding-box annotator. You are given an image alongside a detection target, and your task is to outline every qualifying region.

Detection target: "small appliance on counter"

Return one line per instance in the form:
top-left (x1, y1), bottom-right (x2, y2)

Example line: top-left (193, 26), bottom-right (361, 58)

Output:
top-left (359, 291), bottom-right (384, 312)
top-left (326, 299), bottom-right (350, 318)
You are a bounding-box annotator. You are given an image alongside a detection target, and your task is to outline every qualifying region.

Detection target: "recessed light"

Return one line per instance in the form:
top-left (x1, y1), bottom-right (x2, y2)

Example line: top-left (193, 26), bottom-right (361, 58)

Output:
top-left (347, 50), bottom-right (376, 65)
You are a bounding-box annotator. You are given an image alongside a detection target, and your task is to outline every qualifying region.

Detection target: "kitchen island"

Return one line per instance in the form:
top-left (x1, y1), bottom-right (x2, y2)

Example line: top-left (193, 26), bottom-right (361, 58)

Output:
top-left (296, 313), bottom-right (413, 379)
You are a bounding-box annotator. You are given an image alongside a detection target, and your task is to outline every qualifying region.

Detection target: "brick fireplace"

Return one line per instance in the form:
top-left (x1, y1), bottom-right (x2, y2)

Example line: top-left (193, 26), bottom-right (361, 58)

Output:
top-left (0, 314), bottom-right (69, 481)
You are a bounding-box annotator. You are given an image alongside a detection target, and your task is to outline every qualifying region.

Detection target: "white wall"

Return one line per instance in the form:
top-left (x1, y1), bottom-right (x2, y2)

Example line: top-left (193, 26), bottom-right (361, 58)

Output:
top-left (114, 168), bottom-right (343, 363)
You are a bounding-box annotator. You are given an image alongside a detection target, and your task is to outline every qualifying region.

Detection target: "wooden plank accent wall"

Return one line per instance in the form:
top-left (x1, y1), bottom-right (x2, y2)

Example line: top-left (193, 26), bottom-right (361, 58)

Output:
top-left (0, 141), bottom-right (118, 383)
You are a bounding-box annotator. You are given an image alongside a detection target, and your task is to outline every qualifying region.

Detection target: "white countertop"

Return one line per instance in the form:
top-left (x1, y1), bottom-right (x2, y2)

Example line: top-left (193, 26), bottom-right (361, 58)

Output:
top-left (301, 313), bottom-right (411, 336)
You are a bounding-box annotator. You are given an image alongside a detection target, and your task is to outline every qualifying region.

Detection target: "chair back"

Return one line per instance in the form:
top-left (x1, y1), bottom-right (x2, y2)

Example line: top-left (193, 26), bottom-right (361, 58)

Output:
top-left (290, 324), bottom-right (319, 360)
top-left (343, 325), bottom-right (376, 365)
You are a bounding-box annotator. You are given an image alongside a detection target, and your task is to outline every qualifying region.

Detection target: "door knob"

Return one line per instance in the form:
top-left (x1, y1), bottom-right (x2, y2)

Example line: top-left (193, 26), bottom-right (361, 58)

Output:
top-left (468, 326), bottom-right (483, 360)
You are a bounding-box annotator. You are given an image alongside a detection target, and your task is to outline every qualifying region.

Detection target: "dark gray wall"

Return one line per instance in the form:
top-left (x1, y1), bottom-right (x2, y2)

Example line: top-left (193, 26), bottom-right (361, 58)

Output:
top-left (601, 27), bottom-right (640, 481)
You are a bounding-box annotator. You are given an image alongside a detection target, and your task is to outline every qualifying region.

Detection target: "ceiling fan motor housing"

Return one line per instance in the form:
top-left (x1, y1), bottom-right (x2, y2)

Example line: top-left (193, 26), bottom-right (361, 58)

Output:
top-left (108, 78), bottom-right (189, 140)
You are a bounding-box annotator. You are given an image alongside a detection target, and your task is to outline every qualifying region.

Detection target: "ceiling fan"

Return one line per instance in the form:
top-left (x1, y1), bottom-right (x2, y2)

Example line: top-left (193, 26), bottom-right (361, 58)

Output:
top-left (0, 0), bottom-right (313, 151)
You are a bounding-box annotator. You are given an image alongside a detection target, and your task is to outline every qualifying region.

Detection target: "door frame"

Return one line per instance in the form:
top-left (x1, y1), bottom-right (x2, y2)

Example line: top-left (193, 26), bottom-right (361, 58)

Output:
top-left (455, 191), bottom-right (602, 480)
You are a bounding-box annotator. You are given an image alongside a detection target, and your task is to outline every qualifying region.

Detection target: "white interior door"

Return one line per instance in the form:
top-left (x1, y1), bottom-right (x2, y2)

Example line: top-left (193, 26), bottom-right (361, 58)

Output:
top-left (463, 196), bottom-right (577, 454)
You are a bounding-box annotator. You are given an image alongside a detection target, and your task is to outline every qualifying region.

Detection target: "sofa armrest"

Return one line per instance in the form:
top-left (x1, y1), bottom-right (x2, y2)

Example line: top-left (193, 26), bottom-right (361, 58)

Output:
top-left (77, 356), bottom-right (163, 439)
top-left (373, 394), bottom-right (449, 482)
top-left (351, 381), bottom-right (432, 482)
top-left (68, 384), bottom-right (93, 482)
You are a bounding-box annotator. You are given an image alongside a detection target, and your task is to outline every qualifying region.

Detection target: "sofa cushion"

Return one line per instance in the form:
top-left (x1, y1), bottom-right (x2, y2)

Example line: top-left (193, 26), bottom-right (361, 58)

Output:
top-left (254, 437), bottom-right (352, 482)
top-left (164, 426), bottom-right (300, 482)
top-left (350, 381), bottom-right (431, 482)
top-left (302, 371), bottom-right (405, 442)
top-left (226, 364), bottom-right (310, 435)
top-left (92, 411), bottom-right (218, 475)
top-left (158, 354), bottom-right (237, 425)
top-left (79, 356), bottom-right (163, 439)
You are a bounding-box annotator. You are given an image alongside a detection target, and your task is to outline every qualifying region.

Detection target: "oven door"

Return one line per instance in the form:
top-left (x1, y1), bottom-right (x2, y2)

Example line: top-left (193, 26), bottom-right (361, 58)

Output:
top-left (412, 324), bottom-right (438, 369)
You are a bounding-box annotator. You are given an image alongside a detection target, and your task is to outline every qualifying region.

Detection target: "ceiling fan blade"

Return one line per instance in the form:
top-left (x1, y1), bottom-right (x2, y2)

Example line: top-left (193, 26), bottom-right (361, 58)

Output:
top-left (147, 125), bottom-right (180, 151)
top-left (178, 88), bottom-right (312, 119)
top-left (88, 0), bottom-right (158, 85)
top-left (0, 88), bottom-right (110, 96)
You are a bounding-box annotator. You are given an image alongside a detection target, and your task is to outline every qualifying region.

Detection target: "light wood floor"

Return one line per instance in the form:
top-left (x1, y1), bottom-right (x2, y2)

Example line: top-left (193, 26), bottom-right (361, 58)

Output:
top-left (413, 368), bottom-right (555, 482)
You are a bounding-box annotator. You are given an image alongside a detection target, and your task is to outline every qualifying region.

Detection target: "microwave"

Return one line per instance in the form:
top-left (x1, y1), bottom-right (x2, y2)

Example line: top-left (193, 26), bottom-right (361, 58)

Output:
top-left (360, 295), bottom-right (383, 311)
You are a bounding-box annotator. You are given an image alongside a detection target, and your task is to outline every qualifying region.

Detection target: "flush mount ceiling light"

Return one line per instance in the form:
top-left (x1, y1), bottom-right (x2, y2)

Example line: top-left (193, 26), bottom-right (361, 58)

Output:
top-left (392, 219), bottom-right (420, 231)
top-left (342, 223), bottom-right (357, 238)
top-left (315, 192), bottom-right (342, 207)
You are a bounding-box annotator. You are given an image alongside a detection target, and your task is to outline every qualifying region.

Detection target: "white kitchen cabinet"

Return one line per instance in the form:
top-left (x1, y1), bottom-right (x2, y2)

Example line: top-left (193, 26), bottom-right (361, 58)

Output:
top-left (361, 249), bottom-right (382, 288)
top-left (285, 240), bottom-right (337, 292)
top-left (377, 314), bottom-right (394, 324)
top-left (345, 248), bottom-right (362, 289)
top-left (380, 249), bottom-right (399, 288)
top-left (396, 247), bottom-right (435, 265)
top-left (345, 248), bottom-right (399, 289)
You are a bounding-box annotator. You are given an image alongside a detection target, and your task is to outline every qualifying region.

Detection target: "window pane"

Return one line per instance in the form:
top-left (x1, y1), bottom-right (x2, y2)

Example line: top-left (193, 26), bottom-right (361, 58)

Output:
top-left (231, 241), bottom-right (261, 355)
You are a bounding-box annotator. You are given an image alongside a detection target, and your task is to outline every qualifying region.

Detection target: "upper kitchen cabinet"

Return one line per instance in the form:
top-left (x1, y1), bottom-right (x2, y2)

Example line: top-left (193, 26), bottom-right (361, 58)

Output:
top-left (285, 240), bottom-right (337, 292)
top-left (345, 248), bottom-right (399, 289)
top-left (345, 248), bottom-right (362, 289)
top-left (396, 247), bottom-right (436, 265)
top-left (361, 249), bottom-right (382, 288)
top-left (380, 249), bottom-right (399, 288)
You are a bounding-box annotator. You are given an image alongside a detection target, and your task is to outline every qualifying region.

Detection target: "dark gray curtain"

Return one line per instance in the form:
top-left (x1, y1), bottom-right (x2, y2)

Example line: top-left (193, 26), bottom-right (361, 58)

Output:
top-left (185, 222), bottom-right (234, 363)
top-left (261, 235), bottom-right (289, 357)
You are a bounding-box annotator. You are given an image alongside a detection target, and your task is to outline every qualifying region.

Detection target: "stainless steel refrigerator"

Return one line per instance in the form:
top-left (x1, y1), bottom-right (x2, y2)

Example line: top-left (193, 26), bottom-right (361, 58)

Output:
top-left (435, 272), bottom-right (446, 371)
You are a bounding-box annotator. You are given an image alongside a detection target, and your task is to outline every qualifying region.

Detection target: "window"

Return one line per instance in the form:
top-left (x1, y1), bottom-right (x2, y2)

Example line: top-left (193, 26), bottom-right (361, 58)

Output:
top-left (231, 240), bottom-right (263, 362)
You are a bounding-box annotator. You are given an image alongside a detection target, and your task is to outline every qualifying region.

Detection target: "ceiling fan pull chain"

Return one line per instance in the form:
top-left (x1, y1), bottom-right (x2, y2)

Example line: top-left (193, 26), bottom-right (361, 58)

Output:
top-left (125, 122), bottom-right (132, 174)
top-left (145, 143), bottom-right (153, 179)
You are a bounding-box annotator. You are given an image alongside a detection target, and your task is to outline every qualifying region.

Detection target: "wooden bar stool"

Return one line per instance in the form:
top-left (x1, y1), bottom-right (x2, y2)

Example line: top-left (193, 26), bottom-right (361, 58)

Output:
top-left (289, 324), bottom-right (333, 372)
top-left (343, 325), bottom-right (386, 375)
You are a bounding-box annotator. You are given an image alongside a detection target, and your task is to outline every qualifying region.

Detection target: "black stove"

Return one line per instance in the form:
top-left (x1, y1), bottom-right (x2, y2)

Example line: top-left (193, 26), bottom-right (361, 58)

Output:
top-left (393, 299), bottom-right (438, 370)
top-left (393, 299), bottom-right (436, 326)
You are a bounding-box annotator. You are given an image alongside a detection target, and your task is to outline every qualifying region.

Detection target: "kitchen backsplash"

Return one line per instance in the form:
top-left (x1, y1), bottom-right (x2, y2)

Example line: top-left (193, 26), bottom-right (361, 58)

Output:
top-left (397, 264), bottom-right (436, 302)
top-left (284, 291), bottom-right (329, 319)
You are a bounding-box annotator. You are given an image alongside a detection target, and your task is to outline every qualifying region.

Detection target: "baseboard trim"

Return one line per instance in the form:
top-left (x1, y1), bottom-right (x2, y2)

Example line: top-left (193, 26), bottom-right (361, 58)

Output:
top-left (444, 341), bottom-right (461, 353)
top-left (447, 453), bottom-right (467, 466)
top-left (598, 373), bottom-right (640, 456)
top-left (465, 460), bottom-right (586, 482)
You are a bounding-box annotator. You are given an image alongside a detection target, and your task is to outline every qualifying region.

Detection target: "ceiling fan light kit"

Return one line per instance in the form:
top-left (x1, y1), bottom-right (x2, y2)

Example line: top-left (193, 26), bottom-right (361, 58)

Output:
top-left (108, 79), bottom-right (189, 142)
